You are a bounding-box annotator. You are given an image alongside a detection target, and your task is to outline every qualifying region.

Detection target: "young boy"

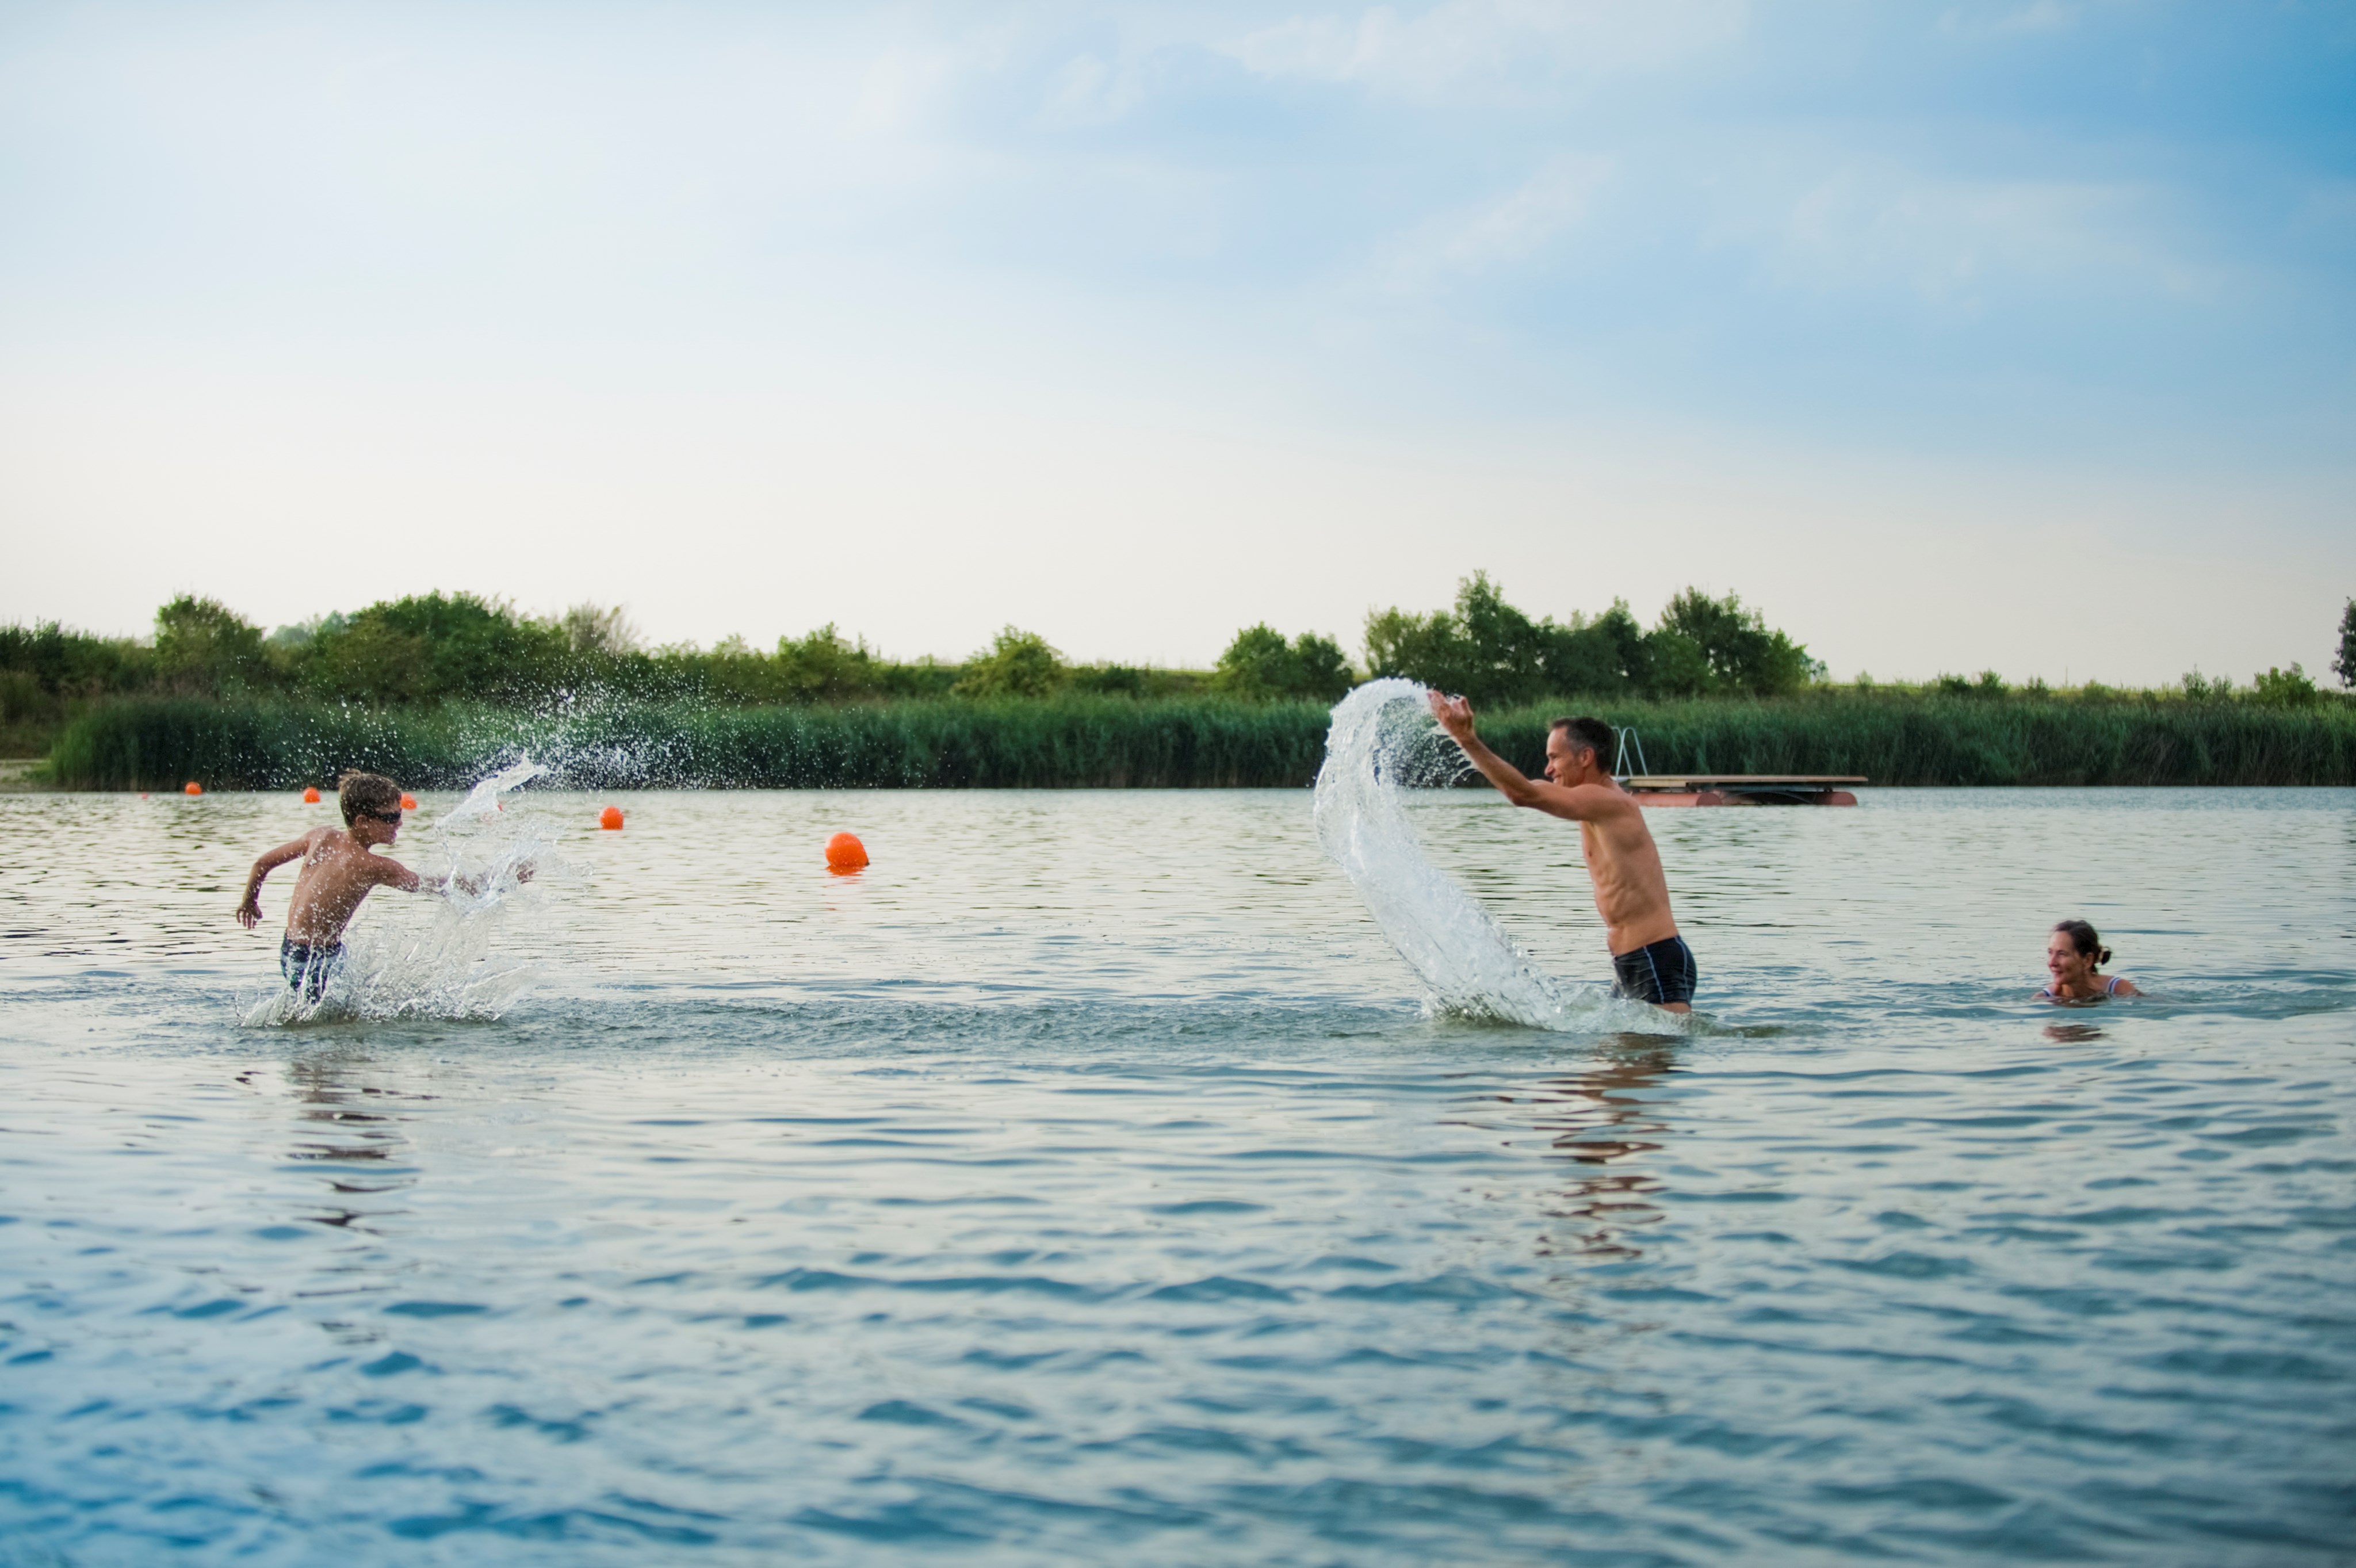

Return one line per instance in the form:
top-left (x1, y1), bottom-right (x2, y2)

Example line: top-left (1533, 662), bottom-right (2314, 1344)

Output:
top-left (234, 771), bottom-right (510, 1000)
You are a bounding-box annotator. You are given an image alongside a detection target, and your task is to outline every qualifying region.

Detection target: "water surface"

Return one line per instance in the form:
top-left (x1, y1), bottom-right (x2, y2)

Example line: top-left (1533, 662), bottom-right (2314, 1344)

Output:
top-left (2, 786), bottom-right (2351, 1564)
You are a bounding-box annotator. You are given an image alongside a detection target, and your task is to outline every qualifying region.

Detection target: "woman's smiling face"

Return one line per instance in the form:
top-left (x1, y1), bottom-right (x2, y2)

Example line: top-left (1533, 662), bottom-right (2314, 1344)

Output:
top-left (2047, 929), bottom-right (2090, 985)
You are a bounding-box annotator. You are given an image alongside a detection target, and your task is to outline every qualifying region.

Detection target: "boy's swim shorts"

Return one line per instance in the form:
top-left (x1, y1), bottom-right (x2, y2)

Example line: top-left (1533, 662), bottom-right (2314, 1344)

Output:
top-left (280, 937), bottom-right (346, 1003)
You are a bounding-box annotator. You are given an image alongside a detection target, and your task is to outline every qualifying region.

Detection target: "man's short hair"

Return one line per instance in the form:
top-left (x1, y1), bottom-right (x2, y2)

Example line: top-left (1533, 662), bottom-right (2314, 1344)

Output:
top-left (1550, 716), bottom-right (1617, 767)
top-left (337, 771), bottom-right (402, 825)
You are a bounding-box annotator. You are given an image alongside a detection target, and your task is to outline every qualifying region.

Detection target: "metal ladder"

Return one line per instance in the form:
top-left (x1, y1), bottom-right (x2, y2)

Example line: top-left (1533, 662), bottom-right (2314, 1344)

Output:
top-left (1612, 726), bottom-right (1650, 781)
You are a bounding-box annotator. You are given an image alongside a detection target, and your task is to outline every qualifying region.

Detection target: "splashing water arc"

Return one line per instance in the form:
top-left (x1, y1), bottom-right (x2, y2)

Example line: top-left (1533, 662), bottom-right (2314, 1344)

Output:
top-left (1314, 679), bottom-right (1620, 1030)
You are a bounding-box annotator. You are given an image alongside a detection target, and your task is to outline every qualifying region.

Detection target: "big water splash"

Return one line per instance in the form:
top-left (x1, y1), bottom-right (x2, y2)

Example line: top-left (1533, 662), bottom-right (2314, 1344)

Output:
top-left (1313, 679), bottom-right (1659, 1031)
top-left (244, 759), bottom-right (556, 1026)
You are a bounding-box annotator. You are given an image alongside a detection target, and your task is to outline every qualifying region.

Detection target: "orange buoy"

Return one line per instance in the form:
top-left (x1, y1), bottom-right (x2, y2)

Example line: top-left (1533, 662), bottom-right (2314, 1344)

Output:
top-left (400, 793), bottom-right (419, 810)
top-left (303, 786), bottom-right (322, 803)
top-left (824, 831), bottom-right (869, 870)
top-left (184, 781), bottom-right (202, 796)
top-left (599, 805), bottom-right (624, 831)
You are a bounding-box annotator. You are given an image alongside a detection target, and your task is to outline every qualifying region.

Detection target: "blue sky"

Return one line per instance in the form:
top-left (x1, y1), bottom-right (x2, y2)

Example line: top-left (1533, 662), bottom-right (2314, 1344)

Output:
top-left (2, 0), bottom-right (2351, 683)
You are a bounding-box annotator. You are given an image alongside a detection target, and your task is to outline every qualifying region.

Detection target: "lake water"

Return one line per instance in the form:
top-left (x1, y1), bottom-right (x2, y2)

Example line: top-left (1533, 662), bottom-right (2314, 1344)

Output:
top-left (2, 781), bottom-right (2352, 1565)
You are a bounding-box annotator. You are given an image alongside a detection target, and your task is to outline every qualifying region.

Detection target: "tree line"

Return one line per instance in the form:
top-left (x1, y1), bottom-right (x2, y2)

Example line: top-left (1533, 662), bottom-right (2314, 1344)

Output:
top-left (4, 582), bottom-right (2347, 751)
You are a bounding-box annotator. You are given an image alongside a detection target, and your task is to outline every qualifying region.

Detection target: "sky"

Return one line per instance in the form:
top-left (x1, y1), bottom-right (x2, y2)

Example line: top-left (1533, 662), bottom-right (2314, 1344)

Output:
top-left (2, 0), bottom-right (2351, 685)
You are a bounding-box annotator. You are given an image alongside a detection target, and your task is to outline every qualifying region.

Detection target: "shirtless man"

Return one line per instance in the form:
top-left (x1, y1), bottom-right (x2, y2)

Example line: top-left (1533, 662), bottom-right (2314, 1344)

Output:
top-left (1427, 696), bottom-right (1695, 1012)
top-left (234, 771), bottom-right (510, 1000)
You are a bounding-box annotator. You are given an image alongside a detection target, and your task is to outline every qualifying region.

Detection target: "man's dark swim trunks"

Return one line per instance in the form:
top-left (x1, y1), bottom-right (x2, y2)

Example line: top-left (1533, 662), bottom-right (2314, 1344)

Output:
top-left (1612, 934), bottom-right (1696, 1007)
top-left (280, 937), bottom-right (345, 1003)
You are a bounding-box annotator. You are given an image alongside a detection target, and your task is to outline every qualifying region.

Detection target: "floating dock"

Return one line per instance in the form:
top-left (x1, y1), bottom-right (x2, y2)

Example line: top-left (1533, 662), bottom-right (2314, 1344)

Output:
top-left (1621, 774), bottom-right (1864, 807)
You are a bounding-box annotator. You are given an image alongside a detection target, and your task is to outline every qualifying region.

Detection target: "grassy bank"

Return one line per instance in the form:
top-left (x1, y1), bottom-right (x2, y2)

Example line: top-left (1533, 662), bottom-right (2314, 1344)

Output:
top-left (37, 691), bottom-right (2356, 791)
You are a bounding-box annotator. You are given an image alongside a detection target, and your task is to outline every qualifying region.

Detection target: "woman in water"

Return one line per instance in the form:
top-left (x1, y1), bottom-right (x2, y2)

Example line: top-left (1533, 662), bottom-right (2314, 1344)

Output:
top-left (2038, 919), bottom-right (2140, 1001)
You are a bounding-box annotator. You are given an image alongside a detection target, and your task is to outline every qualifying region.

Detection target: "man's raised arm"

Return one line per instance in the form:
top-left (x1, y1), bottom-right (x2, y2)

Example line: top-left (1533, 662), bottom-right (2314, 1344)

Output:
top-left (1425, 691), bottom-right (1596, 819)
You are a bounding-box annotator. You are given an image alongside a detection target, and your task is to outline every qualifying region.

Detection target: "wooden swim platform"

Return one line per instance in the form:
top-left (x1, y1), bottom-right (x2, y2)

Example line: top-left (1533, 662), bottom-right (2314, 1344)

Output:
top-left (1620, 774), bottom-right (1865, 807)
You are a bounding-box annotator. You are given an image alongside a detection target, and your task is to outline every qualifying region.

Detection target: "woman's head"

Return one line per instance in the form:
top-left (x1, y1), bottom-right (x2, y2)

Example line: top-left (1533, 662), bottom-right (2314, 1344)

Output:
top-left (2048, 919), bottom-right (2112, 981)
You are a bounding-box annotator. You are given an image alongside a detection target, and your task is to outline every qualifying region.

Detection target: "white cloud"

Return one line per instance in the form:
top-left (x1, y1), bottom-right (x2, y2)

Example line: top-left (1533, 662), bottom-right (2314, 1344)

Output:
top-left (1039, 50), bottom-right (1153, 128)
top-left (1735, 163), bottom-right (2221, 305)
top-left (1374, 154), bottom-right (1613, 289)
top-left (1226, 0), bottom-right (1745, 99)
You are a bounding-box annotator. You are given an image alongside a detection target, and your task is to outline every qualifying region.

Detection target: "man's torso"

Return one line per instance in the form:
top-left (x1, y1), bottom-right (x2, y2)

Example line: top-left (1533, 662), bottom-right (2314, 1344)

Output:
top-left (1578, 799), bottom-right (1678, 955)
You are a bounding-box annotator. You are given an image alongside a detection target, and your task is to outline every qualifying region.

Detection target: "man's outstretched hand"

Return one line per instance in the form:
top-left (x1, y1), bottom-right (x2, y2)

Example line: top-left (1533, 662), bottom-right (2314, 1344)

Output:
top-left (1428, 690), bottom-right (1476, 741)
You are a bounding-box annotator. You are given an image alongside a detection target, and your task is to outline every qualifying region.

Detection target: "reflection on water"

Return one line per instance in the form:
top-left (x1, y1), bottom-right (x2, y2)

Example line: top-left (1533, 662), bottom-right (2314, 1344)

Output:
top-left (1535, 1037), bottom-right (1679, 1263)
top-left (275, 1057), bottom-right (420, 1227)
top-left (1456, 1036), bottom-right (1681, 1264)
top-left (2, 788), bottom-right (2353, 1565)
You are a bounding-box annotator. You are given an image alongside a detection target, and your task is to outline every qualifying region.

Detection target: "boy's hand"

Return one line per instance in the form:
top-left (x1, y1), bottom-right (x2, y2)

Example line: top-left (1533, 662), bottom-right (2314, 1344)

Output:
top-left (234, 895), bottom-right (261, 930)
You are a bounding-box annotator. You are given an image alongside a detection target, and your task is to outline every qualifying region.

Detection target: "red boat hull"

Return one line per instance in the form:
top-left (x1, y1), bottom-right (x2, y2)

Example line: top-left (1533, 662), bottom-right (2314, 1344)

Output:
top-left (1634, 789), bottom-right (1858, 808)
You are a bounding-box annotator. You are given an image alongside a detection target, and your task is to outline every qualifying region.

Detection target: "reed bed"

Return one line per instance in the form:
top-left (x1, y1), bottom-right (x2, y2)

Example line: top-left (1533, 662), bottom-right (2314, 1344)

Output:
top-left (39, 692), bottom-right (2356, 791)
top-left (1477, 696), bottom-right (2356, 787)
top-left (43, 697), bottom-right (1337, 790)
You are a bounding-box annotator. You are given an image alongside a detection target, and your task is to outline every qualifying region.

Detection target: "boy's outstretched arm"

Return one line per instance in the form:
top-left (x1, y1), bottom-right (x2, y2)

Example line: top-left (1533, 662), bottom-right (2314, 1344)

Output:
top-left (385, 861), bottom-right (536, 898)
top-left (235, 835), bottom-right (314, 928)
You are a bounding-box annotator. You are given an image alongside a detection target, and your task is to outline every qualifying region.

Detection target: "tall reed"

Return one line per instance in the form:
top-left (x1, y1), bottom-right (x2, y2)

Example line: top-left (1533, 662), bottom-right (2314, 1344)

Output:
top-left (40, 692), bottom-right (2356, 790)
top-left (1475, 695), bottom-right (2356, 787)
top-left (43, 697), bottom-right (1338, 790)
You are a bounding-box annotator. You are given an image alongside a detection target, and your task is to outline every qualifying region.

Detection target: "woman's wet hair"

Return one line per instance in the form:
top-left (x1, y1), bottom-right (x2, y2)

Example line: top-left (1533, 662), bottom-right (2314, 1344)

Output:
top-left (337, 771), bottom-right (402, 826)
top-left (2053, 919), bottom-right (2112, 969)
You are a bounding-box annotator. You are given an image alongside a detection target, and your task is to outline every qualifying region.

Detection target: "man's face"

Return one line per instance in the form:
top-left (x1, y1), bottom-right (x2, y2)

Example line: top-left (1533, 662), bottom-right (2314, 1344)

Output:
top-left (1545, 734), bottom-right (1590, 784)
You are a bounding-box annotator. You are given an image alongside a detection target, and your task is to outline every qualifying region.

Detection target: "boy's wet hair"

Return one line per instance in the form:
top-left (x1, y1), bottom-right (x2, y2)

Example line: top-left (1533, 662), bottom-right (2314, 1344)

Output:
top-left (1550, 716), bottom-right (1618, 767)
top-left (337, 771), bottom-right (402, 826)
top-left (2053, 918), bottom-right (2113, 968)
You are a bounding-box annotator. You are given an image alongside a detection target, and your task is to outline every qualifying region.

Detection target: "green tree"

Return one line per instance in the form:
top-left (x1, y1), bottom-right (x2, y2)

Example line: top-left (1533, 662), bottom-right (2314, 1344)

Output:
top-left (300, 592), bottom-right (568, 704)
top-left (1, 621), bottom-right (154, 699)
top-left (1654, 588), bottom-right (1818, 696)
top-left (1290, 633), bottom-right (1353, 702)
top-left (1536, 601), bottom-right (1643, 697)
top-left (2334, 599), bottom-right (2354, 689)
top-left (154, 595), bottom-right (267, 694)
top-left (561, 603), bottom-right (641, 657)
top-left (1213, 624), bottom-right (1354, 702)
top-left (1638, 628), bottom-right (1713, 698)
top-left (1934, 671), bottom-right (2010, 699)
top-left (774, 624), bottom-right (885, 702)
top-left (2181, 668), bottom-right (2233, 702)
top-left (1368, 576), bottom-right (1818, 702)
top-left (2251, 663), bottom-right (2318, 707)
top-left (954, 626), bottom-right (1066, 698)
top-left (1363, 572), bottom-right (1547, 706)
